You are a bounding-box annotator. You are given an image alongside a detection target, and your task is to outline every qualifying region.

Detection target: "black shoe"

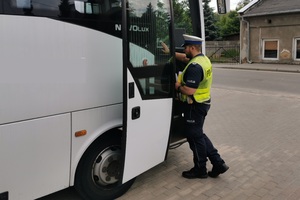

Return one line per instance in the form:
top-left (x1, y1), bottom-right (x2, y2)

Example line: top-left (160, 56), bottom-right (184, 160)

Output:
top-left (182, 168), bottom-right (208, 179)
top-left (208, 163), bottom-right (229, 178)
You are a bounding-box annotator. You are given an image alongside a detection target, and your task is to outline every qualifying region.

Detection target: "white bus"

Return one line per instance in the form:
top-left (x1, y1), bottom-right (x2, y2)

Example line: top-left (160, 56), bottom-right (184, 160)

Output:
top-left (0, 0), bottom-right (228, 199)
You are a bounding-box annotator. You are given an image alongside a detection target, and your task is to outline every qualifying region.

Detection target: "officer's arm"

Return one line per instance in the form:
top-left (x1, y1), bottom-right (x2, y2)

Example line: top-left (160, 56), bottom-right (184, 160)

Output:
top-left (175, 52), bottom-right (190, 63)
top-left (161, 42), bottom-right (189, 63)
top-left (175, 63), bottom-right (202, 95)
top-left (175, 82), bottom-right (196, 95)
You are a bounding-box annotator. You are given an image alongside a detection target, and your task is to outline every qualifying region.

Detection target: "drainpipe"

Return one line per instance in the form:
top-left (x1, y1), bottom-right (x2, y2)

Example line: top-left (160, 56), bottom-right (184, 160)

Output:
top-left (242, 17), bottom-right (252, 63)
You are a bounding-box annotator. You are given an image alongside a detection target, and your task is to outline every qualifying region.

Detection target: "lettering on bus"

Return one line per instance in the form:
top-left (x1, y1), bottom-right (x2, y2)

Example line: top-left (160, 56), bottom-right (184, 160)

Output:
top-left (115, 24), bottom-right (149, 32)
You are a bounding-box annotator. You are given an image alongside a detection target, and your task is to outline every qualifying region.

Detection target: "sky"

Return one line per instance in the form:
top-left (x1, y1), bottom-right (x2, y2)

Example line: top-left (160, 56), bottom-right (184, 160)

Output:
top-left (210, 0), bottom-right (241, 12)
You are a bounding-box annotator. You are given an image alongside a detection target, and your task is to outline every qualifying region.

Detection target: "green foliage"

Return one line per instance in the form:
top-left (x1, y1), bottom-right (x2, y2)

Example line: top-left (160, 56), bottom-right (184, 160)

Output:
top-left (216, 10), bottom-right (240, 38)
top-left (213, 0), bottom-right (256, 39)
top-left (223, 48), bottom-right (239, 58)
top-left (172, 0), bottom-right (247, 41)
top-left (236, 0), bottom-right (252, 10)
top-left (172, 0), bottom-right (192, 34)
top-left (156, 1), bottom-right (170, 42)
top-left (203, 0), bottom-right (219, 41)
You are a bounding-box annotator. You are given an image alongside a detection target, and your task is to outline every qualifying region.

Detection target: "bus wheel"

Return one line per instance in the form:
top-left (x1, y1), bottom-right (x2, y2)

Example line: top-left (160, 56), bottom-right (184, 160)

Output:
top-left (75, 134), bottom-right (135, 200)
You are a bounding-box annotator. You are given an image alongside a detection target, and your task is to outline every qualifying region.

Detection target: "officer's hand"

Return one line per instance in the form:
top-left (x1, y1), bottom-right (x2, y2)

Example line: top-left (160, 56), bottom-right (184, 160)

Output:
top-left (161, 42), bottom-right (170, 54)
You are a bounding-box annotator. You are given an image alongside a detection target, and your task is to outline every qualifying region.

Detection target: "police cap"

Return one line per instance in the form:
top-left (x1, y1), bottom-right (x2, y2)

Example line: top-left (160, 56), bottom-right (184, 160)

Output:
top-left (181, 34), bottom-right (203, 47)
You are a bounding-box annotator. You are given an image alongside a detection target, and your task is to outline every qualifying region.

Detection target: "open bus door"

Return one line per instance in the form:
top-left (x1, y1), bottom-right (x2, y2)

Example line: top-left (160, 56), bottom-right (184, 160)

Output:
top-left (121, 0), bottom-right (174, 184)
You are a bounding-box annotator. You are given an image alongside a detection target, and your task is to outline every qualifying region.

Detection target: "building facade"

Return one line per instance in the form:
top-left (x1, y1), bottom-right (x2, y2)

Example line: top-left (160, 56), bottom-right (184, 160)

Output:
top-left (239, 0), bottom-right (300, 64)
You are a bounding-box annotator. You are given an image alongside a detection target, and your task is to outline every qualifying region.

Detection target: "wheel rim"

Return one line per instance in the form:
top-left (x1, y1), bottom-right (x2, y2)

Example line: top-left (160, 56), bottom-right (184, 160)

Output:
top-left (92, 145), bottom-right (121, 186)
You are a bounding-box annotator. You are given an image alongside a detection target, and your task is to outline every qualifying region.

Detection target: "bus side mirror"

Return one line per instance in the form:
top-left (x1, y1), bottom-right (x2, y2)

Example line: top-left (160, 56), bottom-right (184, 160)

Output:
top-left (217, 0), bottom-right (230, 14)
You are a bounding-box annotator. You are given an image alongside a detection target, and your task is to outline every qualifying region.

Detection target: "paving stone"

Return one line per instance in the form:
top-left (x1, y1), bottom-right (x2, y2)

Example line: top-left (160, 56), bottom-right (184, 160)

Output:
top-left (118, 87), bottom-right (300, 200)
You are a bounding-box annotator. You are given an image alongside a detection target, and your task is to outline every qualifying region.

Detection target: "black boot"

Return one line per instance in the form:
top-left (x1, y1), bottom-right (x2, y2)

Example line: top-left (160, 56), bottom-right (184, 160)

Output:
top-left (208, 163), bottom-right (229, 178)
top-left (182, 168), bottom-right (208, 179)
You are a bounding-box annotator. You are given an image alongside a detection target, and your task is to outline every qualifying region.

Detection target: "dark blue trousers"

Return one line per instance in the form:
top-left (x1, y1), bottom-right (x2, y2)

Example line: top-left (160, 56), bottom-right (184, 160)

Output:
top-left (183, 102), bottom-right (224, 174)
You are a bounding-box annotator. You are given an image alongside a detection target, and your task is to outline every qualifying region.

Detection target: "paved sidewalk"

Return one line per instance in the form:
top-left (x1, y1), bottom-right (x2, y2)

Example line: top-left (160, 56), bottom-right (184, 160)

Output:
top-left (119, 86), bottom-right (300, 200)
top-left (39, 63), bottom-right (300, 200)
top-left (213, 63), bottom-right (300, 73)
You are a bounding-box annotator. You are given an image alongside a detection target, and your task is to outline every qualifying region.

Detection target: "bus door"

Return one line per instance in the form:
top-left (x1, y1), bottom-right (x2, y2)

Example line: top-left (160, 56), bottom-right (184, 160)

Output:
top-left (121, 0), bottom-right (174, 184)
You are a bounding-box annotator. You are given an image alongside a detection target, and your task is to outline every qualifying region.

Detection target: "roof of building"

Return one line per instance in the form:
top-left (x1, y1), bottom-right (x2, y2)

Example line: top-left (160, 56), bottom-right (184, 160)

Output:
top-left (238, 0), bottom-right (300, 17)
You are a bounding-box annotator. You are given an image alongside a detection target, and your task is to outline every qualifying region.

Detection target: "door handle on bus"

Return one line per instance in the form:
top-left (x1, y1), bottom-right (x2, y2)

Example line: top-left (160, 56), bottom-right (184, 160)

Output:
top-left (132, 106), bottom-right (140, 120)
top-left (129, 82), bottom-right (134, 99)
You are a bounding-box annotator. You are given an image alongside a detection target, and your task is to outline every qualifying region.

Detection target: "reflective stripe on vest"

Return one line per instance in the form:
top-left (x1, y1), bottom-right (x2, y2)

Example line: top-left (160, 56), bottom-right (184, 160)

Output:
top-left (179, 55), bottom-right (212, 103)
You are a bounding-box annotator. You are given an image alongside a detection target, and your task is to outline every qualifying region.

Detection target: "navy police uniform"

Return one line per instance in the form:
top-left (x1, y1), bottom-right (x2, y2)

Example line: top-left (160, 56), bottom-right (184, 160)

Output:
top-left (179, 34), bottom-right (229, 178)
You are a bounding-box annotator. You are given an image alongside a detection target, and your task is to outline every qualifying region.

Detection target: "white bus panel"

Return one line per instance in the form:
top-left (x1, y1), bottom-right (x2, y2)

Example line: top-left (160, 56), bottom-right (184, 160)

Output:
top-left (0, 114), bottom-right (70, 200)
top-left (0, 16), bottom-right (122, 125)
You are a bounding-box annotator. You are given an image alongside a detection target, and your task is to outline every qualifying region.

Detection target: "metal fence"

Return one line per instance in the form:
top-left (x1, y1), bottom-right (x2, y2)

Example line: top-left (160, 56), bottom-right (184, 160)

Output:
top-left (206, 41), bottom-right (240, 64)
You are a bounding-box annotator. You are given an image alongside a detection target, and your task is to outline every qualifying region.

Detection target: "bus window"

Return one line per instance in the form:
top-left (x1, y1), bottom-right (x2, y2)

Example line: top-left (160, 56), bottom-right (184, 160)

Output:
top-left (2, 0), bottom-right (123, 37)
top-left (7, 0), bottom-right (61, 16)
top-left (74, 1), bottom-right (100, 14)
top-left (74, 0), bottom-right (121, 15)
top-left (6, 0), bottom-right (121, 17)
top-left (127, 0), bottom-right (172, 99)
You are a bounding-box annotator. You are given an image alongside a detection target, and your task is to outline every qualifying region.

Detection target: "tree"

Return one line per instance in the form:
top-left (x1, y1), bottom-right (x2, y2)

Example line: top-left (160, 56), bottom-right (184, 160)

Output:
top-left (203, 0), bottom-right (219, 41)
top-left (156, 0), bottom-right (170, 42)
top-left (172, 0), bottom-right (192, 34)
top-left (140, 3), bottom-right (157, 52)
top-left (59, 0), bottom-right (71, 17)
top-left (214, 0), bottom-right (253, 40)
top-left (216, 10), bottom-right (240, 39)
top-left (236, 0), bottom-right (252, 10)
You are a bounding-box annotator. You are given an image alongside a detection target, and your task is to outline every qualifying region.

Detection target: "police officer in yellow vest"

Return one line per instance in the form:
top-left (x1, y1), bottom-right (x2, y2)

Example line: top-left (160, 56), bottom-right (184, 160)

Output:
top-left (175, 34), bottom-right (229, 179)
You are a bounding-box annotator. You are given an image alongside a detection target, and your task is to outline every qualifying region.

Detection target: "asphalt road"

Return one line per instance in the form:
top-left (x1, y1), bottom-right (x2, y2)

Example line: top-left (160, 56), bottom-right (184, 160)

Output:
top-left (213, 68), bottom-right (300, 98)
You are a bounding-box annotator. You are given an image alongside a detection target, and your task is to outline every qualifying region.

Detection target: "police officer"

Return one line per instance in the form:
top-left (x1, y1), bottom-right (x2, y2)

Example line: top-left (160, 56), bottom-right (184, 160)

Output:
top-left (175, 34), bottom-right (229, 179)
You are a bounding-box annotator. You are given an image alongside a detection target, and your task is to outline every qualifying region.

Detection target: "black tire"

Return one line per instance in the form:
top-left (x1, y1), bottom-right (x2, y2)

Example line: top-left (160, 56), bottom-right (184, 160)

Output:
top-left (74, 131), bottom-right (135, 200)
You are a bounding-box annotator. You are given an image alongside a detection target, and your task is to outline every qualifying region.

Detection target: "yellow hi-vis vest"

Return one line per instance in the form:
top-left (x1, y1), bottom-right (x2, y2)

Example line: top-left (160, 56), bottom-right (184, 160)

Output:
top-left (179, 55), bottom-right (212, 103)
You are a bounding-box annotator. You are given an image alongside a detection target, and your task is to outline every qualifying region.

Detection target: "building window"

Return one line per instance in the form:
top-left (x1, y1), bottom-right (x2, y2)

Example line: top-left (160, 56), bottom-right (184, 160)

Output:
top-left (294, 38), bottom-right (300, 60)
top-left (263, 40), bottom-right (278, 60)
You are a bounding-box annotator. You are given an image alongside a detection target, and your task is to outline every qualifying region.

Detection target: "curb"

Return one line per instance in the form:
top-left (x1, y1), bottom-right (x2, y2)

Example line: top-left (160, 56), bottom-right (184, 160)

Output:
top-left (214, 66), bottom-right (300, 73)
